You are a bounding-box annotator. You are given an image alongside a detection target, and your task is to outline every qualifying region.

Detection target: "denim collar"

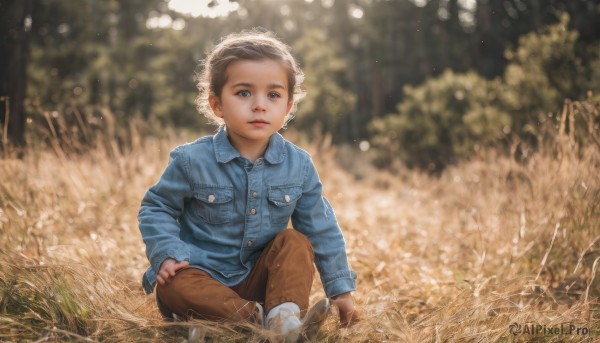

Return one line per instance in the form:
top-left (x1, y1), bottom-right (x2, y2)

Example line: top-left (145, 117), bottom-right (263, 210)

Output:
top-left (213, 126), bottom-right (285, 164)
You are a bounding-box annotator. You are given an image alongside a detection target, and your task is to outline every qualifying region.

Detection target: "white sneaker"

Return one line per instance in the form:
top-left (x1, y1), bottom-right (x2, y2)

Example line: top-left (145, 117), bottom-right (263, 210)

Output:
top-left (266, 299), bottom-right (331, 342)
top-left (266, 302), bottom-right (302, 342)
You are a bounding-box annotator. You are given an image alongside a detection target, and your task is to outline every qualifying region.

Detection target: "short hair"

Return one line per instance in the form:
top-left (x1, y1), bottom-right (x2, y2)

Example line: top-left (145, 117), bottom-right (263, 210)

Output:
top-left (195, 29), bottom-right (305, 127)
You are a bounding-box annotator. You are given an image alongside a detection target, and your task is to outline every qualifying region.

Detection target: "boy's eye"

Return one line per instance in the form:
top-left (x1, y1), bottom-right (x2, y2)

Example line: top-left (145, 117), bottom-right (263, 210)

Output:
top-left (236, 90), bottom-right (251, 97)
top-left (268, 92), bottom-right (281, 99)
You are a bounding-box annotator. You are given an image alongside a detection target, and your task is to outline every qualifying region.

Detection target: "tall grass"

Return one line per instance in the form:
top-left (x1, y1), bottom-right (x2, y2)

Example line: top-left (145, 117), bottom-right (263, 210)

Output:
top-left (0, 97), bottom-right (598, 342)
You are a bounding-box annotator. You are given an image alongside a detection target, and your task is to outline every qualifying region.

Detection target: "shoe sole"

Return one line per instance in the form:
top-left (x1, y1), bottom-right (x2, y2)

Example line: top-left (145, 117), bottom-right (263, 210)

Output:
top-left (300, 298), bottom-right (331, 341)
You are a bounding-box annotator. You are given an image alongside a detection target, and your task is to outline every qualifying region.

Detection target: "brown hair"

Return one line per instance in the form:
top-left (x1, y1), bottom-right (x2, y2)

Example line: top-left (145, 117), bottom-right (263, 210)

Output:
top-left (195, 29), bottom-right (305, 126)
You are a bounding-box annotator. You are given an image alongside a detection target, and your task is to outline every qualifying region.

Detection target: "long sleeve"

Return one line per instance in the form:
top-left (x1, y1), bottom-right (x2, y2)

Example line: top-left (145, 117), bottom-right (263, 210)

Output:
top-left (138, 147), bottom-right (192, 275)
top-left (291, 159), bottom-right (356, 297)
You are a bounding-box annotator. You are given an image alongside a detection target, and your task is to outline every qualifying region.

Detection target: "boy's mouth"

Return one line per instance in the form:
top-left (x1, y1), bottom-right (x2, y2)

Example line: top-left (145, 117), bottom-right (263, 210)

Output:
top-left (249, 119), bottom-right (270, 125)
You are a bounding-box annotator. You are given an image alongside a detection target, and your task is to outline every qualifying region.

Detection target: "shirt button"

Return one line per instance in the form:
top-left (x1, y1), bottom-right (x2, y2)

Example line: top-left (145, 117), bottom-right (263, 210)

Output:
top-left (284, 194), bottom-right (291, 203)
top-left (208, 194), bottom-right (216, 203)
top-left (247, 240), bottom-right (254, 247)
top-left (250, 209), bottom-right (256, 215)
top-left (252, 191), bottom-right (258, 198)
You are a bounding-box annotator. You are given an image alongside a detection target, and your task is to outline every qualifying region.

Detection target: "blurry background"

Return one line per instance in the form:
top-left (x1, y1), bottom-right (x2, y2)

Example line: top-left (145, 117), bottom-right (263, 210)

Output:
top-left (2, 0), bottom-right (599, 171)
top-left (2, 2), bottom-right (600, 341)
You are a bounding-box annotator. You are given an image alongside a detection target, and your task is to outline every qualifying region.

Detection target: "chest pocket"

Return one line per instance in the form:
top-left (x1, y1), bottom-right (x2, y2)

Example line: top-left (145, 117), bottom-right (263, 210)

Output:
top-left (192, 185), bottom-right (234, 225)
top-left (267, 185), bottom-right (302, 225)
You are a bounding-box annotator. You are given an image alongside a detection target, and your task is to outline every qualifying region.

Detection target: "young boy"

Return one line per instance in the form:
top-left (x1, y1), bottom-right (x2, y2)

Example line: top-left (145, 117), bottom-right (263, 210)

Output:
top-left (138, 30), bottom-right (358, 341)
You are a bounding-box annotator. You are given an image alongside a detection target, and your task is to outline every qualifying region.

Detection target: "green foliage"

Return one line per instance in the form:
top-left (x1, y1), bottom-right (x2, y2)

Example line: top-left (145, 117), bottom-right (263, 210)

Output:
top-left (0, 264), bottom-right (94, 339)
top-left (370, 13), bottom-right (600, 171)
top-left (11, 0), bottom-right (600, 169)
top-left (292, 30), bottom-right (356, 137)
top-left (26, 0), bottom-right (210, 132)
top-left (502, 13), bottom-right (585, 133)
top-left (370, 70), bottom-right (510, 171)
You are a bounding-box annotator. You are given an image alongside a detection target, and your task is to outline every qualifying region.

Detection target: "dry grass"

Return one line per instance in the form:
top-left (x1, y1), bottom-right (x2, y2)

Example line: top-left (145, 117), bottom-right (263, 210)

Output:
top-left (1, 99), bottom-right (599, 342)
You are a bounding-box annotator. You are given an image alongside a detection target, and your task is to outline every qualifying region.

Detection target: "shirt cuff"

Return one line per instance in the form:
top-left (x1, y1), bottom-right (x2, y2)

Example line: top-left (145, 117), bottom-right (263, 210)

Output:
top-left (151, 250), bottom-right (190, 275)
top-left (323, 270), bottom-right (357, 298)
top-left (142, 267), bottom-right (156, 294)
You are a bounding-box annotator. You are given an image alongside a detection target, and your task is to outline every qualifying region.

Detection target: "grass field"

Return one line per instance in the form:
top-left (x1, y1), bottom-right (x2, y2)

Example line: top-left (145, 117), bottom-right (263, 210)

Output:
top-left (1, 101), bottom-right (599, 342)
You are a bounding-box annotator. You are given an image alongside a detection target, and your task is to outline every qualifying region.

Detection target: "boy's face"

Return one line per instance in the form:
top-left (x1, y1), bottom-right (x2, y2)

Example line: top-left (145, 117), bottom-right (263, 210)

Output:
top-left (209, 59), bottom-right (293, 150)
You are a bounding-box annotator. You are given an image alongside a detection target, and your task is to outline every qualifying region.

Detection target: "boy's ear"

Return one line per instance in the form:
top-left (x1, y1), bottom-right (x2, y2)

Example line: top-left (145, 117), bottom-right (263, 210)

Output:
top-left (286, 99), bottom-right (293, 114)
top-left (209, 94), bottom-right (222, 117)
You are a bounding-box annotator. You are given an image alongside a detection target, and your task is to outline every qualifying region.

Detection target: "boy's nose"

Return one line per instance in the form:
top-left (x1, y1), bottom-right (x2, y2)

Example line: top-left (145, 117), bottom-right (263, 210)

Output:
top-left (252, 97), bottom-right (267, 112)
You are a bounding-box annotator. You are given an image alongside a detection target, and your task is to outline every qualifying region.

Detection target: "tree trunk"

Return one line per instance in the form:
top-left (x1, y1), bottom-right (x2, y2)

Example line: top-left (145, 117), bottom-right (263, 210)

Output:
top-left (0, 0), bottom-right (32, 150)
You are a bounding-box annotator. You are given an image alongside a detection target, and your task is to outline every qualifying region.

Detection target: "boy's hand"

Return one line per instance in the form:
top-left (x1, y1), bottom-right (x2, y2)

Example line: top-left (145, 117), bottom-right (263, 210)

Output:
top-left (157, 258), bottom-right (189, 285)
top-left (331, 292), bottom-right (359, 327)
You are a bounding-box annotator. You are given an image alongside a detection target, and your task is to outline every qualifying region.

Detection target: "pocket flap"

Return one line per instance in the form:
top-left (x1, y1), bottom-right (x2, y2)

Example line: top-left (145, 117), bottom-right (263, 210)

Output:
top-left (268, 185), bottom-right (302, 207)
top-left (193, 185), bottom-right (233, 204)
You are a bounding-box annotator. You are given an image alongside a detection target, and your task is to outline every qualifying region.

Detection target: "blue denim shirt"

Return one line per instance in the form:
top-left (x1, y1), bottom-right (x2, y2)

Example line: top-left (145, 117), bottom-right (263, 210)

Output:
top-left (139, 127), bottom-right (356, 297)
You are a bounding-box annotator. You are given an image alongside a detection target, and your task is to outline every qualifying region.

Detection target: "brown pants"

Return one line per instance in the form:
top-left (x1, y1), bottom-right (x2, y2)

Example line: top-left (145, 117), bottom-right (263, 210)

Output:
top-left (156, 229), bottom-right (315, 321)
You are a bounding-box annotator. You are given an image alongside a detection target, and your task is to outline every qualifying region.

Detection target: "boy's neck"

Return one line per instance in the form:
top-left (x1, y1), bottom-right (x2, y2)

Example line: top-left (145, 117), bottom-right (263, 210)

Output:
top-left (227, 135), bottom-right (269, 164)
